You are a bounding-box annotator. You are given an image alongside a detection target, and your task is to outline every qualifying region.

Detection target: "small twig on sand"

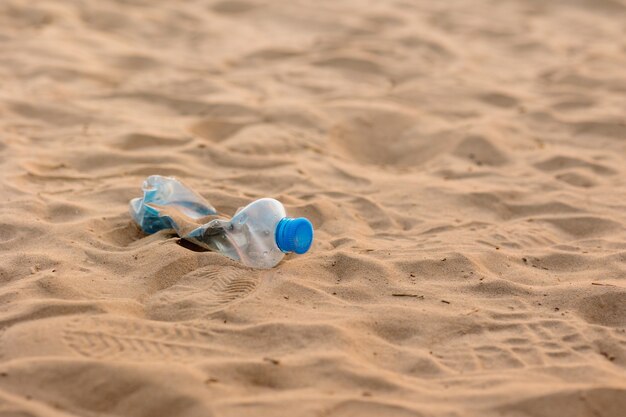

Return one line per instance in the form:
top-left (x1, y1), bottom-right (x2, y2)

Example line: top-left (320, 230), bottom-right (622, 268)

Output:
top-left (392, 293), bottom-right (424, 299)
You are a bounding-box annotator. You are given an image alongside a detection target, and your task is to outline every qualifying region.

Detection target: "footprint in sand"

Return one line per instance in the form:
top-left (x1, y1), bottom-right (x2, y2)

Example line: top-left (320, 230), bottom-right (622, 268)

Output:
top-left (146, 265), bottom-right (261, 320)
top-left (62, 316), bottom-right (218, 362)
top-left (61, 264), bottom-right (261, 361)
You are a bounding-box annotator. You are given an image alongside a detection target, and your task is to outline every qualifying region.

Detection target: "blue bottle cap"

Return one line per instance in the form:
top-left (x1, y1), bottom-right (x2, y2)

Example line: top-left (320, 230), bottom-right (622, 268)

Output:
top-left (275, 217), bottom-right (314, 254)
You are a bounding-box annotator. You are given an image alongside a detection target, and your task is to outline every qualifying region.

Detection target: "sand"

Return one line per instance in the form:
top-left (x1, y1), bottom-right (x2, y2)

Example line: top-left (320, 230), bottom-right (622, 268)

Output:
top-left (1, 0), bottom-right (625, 416)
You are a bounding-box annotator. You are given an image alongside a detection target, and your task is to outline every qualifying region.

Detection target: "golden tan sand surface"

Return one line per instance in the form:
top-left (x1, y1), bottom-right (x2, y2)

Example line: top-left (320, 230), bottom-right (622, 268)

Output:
top-left (1, 0), bottom-right (626, 416)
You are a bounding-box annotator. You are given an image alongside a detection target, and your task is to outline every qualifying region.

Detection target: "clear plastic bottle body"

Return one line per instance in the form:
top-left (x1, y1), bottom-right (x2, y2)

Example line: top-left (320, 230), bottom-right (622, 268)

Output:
top-left (129, 175), bottom-right (217, 234)
top-left (188, 198), bottom-right (287, 268)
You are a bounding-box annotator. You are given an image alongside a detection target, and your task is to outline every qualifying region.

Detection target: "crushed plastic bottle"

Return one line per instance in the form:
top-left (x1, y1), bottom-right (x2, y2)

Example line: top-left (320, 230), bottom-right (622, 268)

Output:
top-left (129, 175), bottom-right (313, 268)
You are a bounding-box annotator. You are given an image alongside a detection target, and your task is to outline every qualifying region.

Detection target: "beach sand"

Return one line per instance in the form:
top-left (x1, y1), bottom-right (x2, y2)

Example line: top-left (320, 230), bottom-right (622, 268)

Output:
top-left (1, 0), bottom-right (625, 416)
